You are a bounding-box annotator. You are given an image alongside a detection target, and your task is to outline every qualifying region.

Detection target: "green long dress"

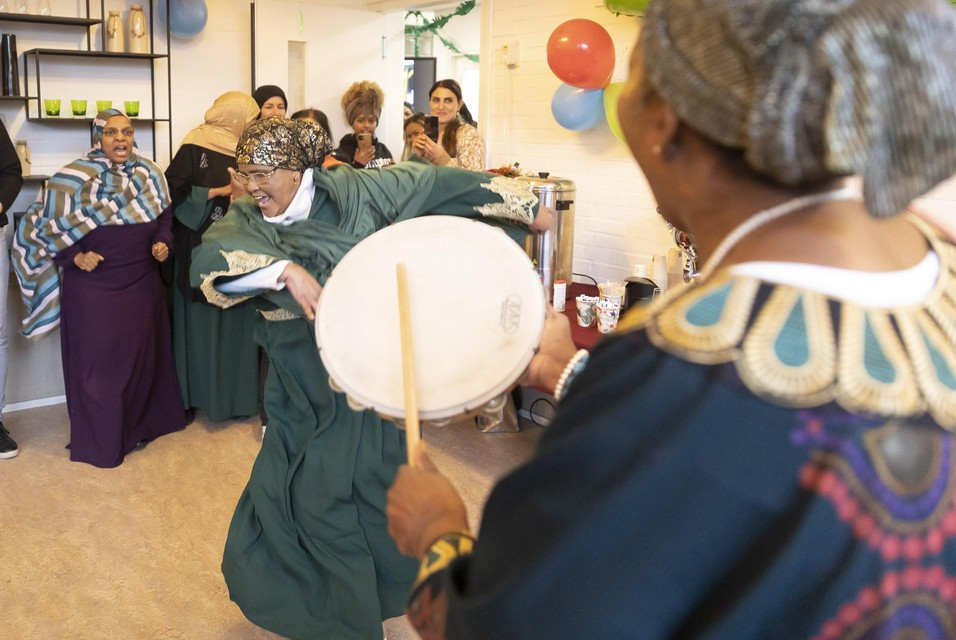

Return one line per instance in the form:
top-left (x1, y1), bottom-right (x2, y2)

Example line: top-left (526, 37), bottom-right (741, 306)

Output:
top-left (165, 144), bottom-right (260, 422)
top-left (190, 161), bottom-right (538, 640)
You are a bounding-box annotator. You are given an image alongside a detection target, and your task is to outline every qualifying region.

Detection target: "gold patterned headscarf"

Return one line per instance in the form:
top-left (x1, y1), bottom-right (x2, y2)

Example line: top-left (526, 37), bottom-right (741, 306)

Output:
top-left (641, 0), bottom-right (956, 217)
top-left (180, 91), bottom-right (260, 157)
top-left (236, 116), bottom-right (332, 170)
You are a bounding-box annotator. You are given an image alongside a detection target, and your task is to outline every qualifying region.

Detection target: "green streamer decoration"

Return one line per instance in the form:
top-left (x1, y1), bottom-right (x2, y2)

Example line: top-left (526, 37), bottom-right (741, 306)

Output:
top-left (294, 0), bottom-right (304, 34)
top-left (406, 0), bottom-right (479, 63)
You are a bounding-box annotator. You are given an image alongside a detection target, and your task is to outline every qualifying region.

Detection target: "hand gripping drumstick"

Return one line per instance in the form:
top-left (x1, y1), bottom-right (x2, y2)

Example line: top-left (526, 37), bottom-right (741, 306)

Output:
top-left (396, 263), bottom-right (422, 467)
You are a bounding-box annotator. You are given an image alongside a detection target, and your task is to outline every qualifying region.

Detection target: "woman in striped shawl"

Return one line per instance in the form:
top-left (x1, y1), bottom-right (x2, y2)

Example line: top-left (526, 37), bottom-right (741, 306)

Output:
top-left (12, 109), bottom-right (185, 467)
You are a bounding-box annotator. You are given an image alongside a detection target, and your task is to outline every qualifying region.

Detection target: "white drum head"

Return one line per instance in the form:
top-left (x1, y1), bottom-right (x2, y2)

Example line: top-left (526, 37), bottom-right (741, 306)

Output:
top-left (316, 215), bottom-right (546, 422)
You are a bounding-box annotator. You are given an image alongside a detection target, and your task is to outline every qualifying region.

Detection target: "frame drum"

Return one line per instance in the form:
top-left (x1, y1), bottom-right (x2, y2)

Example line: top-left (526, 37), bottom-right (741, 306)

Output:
top-left (316, 216), bottom-right (546, 424)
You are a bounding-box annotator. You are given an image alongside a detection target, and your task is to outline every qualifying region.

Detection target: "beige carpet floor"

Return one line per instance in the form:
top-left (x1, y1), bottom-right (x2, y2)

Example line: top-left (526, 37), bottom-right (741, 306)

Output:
top-left (0, 404), bottom-right (542, 639)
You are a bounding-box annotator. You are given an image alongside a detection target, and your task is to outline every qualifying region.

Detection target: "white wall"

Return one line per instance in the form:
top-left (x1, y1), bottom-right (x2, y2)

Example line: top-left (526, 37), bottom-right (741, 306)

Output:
top-left (168, 0), bottom-right (253, 150)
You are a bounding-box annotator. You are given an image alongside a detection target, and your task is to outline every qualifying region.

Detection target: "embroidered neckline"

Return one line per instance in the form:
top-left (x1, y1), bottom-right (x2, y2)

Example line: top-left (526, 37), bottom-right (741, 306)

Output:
top-left (618, 222), bottom-right (956, 429)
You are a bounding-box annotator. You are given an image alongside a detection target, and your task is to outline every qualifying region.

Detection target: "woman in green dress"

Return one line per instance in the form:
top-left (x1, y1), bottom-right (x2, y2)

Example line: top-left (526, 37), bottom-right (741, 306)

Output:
top-left (164, 91), bottom-right (261, 423)
top-left (190, 117), bottom-right (547, 640)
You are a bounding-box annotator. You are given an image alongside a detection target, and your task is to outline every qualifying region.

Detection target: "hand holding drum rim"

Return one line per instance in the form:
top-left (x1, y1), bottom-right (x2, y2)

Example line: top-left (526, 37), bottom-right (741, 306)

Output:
top-left (520, 306), bottom-right (578, 394)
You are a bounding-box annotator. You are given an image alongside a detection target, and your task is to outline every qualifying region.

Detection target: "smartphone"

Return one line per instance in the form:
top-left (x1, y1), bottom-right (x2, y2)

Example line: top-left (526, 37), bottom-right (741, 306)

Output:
top-left (356, 132), bottom-right (373, 152)
top-left (424, 115), bottom-right (439, 143)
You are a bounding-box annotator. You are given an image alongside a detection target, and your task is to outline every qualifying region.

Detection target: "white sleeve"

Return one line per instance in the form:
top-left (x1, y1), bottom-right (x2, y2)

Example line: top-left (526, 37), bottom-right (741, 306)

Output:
top-left (216, 260), bottom-right (291, 293)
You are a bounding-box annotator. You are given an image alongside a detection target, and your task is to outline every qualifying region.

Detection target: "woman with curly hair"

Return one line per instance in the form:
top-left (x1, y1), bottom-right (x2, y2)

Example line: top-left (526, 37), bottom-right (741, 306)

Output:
top-left (332, 80), bottom-right (394, 169)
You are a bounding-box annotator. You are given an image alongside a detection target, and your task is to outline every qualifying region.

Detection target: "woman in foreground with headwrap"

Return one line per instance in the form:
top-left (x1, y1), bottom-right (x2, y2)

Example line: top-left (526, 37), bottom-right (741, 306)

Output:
top-left (164, 91), bottom-right (261, 423)
top-left (12, 109), bottom-right (185, 467)
top-left (190, 116), bottom-right (548, 639)
top-left (387, 1), bottom-right (956, 638)
top-left (333, 80), bottom-right (394, 169)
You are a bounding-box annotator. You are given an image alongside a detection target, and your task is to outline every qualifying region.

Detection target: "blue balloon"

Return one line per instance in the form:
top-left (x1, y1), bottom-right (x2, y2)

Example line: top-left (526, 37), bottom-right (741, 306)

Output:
top-left (551, 83), bottom-right (605, 131)
top-left (158, 0), bottom-right (208, 39)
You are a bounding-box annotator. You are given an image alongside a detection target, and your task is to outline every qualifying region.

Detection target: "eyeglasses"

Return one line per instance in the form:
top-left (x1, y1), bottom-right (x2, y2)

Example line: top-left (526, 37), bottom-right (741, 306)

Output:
top-left (233, 167), bottom-right (278, 185)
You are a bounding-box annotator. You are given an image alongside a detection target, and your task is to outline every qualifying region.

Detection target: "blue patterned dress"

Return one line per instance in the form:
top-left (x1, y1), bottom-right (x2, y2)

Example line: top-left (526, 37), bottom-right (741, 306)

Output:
top-left (409, 223), bottom-right (956, 639)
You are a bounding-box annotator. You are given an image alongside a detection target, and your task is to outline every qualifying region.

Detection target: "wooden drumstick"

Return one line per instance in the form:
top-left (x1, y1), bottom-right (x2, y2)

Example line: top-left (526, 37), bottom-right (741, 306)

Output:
top-left (396, 262), bottom-right (422, 467)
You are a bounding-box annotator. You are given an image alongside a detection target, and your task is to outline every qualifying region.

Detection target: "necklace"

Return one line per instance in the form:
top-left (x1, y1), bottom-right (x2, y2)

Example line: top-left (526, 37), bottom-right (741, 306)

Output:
top-left (697, 186), bottom-right (860, 281)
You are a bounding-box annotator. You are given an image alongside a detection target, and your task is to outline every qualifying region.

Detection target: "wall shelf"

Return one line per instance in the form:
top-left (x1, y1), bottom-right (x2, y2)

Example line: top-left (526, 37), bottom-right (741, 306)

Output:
top-left (3, 1), bottom-right (172, 162)
top-left (26, 117), bottom-right (171, 123)
top-left (24, 48), bottom-right (168, 61)
top-left (0, 13), bottom-right (100, 28)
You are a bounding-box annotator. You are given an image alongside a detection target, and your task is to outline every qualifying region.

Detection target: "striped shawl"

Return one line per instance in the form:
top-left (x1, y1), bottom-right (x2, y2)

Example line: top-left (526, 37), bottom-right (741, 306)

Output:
top-left (11, 148), bottom-right (169, 338)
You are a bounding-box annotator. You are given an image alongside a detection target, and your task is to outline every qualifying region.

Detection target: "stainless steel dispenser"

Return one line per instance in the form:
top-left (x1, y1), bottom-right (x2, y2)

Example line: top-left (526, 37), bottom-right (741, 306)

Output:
top-left (516, 173), bottom-right (575, 303)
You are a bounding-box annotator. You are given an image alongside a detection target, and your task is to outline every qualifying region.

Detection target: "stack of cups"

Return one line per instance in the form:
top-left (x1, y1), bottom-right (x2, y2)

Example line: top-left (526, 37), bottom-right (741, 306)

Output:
top-left (596, 281), bottom-right (625, 334)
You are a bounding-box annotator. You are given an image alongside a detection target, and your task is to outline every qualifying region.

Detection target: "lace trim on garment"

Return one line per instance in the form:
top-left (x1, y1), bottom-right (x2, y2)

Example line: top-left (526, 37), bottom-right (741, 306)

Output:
top-left (477, 177), bottom-right (537, 225)
top-left (259, 307), bottom-right (299, 321)
top-left (199, 249), bottom-right (276, 309)
top-left (616, 226), bottom-right (956, 429)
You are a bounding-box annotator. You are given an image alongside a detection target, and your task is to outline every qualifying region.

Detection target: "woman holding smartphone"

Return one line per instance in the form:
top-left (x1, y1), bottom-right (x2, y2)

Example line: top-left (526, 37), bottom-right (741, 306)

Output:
top-left (412, 79), bottom-right (486, 171)
top-left (332, 80), bottom-right (394, 169)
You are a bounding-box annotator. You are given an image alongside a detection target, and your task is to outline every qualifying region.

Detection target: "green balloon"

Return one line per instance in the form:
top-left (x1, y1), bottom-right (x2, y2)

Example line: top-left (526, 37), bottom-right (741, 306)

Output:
top-left (604, 0), bottom-right (648, 16)
top-left (604, 82), bottom-right (626, 142)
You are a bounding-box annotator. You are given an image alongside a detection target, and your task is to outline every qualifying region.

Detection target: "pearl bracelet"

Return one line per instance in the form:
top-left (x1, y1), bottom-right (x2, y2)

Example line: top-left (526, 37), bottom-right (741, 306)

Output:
top-left (553, 349), bottom-right (590, 402)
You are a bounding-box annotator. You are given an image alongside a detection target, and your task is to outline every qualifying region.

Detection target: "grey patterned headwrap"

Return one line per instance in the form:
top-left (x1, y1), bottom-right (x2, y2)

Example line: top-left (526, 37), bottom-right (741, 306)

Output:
top-left (235, 116), bottom-right (332, 171)
top-left (641, 0), bottom-right (956, 217)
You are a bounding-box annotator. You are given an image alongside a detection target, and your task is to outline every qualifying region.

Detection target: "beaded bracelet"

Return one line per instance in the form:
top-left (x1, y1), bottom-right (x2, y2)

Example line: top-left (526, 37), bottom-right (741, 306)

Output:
top-left (553, 349), bottom-right (590, 402)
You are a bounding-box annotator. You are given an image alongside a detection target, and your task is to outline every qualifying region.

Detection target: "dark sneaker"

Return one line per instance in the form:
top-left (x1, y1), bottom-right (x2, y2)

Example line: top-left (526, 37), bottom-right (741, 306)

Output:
top-left (0, 421), bottom-right (18, 459)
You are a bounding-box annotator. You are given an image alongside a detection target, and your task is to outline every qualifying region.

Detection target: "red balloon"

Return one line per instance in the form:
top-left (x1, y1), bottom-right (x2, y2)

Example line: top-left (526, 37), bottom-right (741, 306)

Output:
top-left (547, 19), bottom-right (615, 89)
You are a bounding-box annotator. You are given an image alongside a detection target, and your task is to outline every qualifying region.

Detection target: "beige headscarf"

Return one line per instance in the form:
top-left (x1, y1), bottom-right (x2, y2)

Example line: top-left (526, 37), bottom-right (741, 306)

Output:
top-left (641, 0), bottom-right (956, 217)
top-left (180, 91), bottom-right (260, 156)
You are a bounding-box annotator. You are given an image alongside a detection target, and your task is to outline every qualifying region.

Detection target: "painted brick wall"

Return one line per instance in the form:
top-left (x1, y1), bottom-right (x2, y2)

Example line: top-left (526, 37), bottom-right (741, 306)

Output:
top-left (485, 0), bottom-right (672, 285)
top-left (483, 0), bottom-right (956, 284)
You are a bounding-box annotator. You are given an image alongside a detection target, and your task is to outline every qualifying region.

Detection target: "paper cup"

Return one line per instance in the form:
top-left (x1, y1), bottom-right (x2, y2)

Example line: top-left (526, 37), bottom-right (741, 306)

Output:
top-left (599, 293), bottom-right (623, 310)
top-left (597, 302), bottom-right (620, 334)
top-left (576, 295), bottom-right (598, 328)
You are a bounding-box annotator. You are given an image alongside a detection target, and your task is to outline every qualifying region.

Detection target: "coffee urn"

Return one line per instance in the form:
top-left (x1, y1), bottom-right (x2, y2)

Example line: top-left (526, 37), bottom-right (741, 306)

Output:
top-left (516, 173), bottom-right (575, 303)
